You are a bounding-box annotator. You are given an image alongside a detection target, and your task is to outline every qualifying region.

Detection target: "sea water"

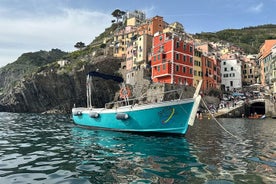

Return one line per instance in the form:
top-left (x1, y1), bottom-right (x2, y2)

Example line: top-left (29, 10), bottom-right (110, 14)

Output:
top-left (0, 112), bottom-right (275, 183)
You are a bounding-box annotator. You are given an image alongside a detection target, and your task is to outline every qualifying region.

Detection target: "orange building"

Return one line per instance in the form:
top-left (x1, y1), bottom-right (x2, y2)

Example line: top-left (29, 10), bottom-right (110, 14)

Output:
top-left (137, 16), bottom-right (165, 36)
top-left (210, 55), bottom-right (221, 89)
top-left (258, 39), bottom-right (276, 86)
top-left (151, 32), bottom-right (194, 85)
top-left (201, 55), bottom-right (216, 91)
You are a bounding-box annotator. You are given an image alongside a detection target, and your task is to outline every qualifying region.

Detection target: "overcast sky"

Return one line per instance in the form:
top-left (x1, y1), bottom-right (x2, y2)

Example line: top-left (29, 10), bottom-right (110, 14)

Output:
top-left (0, 0), bottom-right (275, 67)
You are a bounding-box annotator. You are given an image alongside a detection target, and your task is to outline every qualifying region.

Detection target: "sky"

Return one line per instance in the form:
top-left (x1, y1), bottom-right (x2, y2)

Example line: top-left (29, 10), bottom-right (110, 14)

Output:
top-left (0, 0), bottom-right (275, 67)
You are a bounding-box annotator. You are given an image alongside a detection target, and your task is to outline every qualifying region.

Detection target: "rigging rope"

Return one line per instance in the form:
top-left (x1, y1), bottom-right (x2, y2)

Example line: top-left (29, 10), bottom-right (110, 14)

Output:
top-left (201, 98), bottom-right (240, 140)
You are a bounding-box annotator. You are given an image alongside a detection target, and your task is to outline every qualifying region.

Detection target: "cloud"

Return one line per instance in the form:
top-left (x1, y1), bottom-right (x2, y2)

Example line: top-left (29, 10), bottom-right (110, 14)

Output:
top-left (140, 5), bottom-right (156, 18)
top-left (247, 2), bottom-right (264, 13)
top-left (0, 7), bottom-right (112, 66)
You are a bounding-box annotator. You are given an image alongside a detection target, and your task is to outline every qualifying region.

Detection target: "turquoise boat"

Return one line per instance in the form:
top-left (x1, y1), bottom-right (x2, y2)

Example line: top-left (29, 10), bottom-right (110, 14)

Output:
top-left (72, 72), bottom-right (202, 135)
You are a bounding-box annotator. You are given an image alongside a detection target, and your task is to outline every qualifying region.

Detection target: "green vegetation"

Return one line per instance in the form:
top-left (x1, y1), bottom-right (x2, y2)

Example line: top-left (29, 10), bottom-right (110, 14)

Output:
top-left (0, 49), bottom-right (68, 92)
top-left (2, 49), bottom-right (67, 74)
top-left (111, 9), bottom-right (126, 23)
top-left (194, 24), bottom-right (276, 53)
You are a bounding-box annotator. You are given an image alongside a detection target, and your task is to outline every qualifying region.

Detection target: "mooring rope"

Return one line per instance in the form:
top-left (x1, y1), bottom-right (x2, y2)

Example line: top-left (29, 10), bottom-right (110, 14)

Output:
top-left (201, 98), bottom-right (240, 140)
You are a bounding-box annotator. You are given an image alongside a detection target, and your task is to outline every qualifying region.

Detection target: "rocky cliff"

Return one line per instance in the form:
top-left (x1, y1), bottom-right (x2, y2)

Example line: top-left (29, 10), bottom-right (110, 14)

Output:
top-left (0, 56), bottom-right (123, 113)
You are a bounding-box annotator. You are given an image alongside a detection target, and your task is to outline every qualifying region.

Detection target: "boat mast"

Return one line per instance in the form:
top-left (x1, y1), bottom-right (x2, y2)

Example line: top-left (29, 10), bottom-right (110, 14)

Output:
top-left (86, 75), bottom-right (92, 108)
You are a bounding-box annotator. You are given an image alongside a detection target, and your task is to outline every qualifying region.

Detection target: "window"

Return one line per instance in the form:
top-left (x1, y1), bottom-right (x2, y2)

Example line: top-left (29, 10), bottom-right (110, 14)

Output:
top-left (190, 46), bottom-right (193, 53)
top-left (230, 81), bottom-right (233, 86)
top-left (163, 64), bottom-right (166, 70)
top-left (183, 43), bottom-right (186, 50)
top-left (176, 53), bottom-right (179, 60)
top-left (194, 60), bottom-right (200, 66)
top-left (157, 66), bottom-right (160, 71)
top-left (223, 61), bottom-right (226, 65)
top-left (182, 66), bottom-right (186, 73)
top-left (190, 68), bottom-right (193, 74)
top-left (175, 65), bottom-right (179, 72)
top-left (159, 36), bottom-right (163, 40)
top-left (231, 67), bottom-right (233, 71)
top-left (190, 57), bottom-right (193, 63)
top-left (176, 41), bottom-right (180, 48)
top-left (224, 67), bottom-right (227, 71)
top-left (183, 55), bottom-right (186, 62)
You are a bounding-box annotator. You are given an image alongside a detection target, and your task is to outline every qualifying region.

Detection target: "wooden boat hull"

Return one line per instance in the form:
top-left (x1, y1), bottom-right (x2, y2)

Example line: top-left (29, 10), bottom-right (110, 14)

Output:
top-left (72, 96), bottom-right (201, 135)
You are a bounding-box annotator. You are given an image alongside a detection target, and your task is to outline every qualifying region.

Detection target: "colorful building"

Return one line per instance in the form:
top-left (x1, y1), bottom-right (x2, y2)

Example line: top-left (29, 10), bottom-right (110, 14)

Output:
top-left (210, 55), bottom-right (221, 90)
top-left (271, 45), bottom-right (276, 95)
top-left (125, 43), bottom-right (134, 71)
top-left (125, 34), bottom-right (153, 85)
top-left (193, 49), bottom-right (203, 87)
top-left (241, 54), bottom-right (258, 86)
top-left (201, 54), bottom-right (216, 91)
top-left (220, 54), bottom-right (242, 91)
top-left (125, 10), bottom-right (146, 26)
top-left (258, 39), bottom-right (276, 86)
top-left (137, 16), bottom-right (165, 36)
top-left (113, 26), bottom-right (137, 58)
top-left (151, 32), bottom-right (194, 85)
top-left (132, 34), bottom-right (153, 69)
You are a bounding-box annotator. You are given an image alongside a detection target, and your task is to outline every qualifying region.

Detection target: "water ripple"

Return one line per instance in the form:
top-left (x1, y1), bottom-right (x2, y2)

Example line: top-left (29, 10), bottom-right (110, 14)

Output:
top-left (0, 113), bottom-right (275, 183)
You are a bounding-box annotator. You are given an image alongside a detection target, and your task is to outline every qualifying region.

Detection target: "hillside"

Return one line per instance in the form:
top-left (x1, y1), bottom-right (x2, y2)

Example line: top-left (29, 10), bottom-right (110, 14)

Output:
top-left (1, 23), bottom-right (275, 113)
top-left (0, 49), bottom-right (67, 95)
top-left (194, 24), bottom-right (276, 53)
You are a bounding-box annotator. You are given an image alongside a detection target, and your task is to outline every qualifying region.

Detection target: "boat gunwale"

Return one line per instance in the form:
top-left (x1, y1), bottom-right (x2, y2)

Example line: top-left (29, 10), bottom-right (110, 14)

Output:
top-left (73, 97), bottom-right (195, 114)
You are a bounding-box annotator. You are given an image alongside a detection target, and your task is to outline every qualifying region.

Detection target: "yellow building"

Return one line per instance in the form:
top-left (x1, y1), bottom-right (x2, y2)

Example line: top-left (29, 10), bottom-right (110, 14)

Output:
top-left (113, 26), bottom-right (137, 58)
top-left (193, 49), bottom-right (203, 87)
top-left (126, 10), bottom-right (146, 26)
top-left (133, 34), bottom-right (153, 69)
top-left (163, 22), bottom-right (184, 34)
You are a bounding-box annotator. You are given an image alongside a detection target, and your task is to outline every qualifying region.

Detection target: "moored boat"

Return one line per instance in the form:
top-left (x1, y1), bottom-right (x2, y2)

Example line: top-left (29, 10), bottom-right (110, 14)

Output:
top-left (72, 71), bottom-right (202, 135)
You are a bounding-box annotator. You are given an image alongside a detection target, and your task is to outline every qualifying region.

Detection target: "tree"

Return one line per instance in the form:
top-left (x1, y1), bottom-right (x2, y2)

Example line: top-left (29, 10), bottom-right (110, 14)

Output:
top-left (74, 42), bottom-right (86, 50)
top-left (111, 9), bottom-right (126, 23)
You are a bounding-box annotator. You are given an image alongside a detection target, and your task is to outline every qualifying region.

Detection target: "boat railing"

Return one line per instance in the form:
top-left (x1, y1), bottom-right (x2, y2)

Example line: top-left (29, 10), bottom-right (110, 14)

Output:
top-left (105, 88), bottom-right (192, 109)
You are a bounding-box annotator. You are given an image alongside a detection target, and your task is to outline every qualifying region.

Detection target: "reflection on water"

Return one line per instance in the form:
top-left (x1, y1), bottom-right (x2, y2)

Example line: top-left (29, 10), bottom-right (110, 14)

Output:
top-left (0, 112), bottom-right (275, 183)
top-left (186, 118), bottom-right (276, 183)
top-left (70, 127), bottom-right (206, 183)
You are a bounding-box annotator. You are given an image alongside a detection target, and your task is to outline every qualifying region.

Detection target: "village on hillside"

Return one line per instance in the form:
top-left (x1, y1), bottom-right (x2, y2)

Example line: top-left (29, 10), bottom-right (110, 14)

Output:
top-left (65, 9), bottom-right (276, 117)
top-left (94, 10), bottom-right (275, 96)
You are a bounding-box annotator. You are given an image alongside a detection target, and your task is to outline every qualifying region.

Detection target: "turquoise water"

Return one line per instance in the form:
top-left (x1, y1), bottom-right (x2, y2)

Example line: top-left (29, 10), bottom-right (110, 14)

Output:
top-left (0, 112), bottom-right (275, 183)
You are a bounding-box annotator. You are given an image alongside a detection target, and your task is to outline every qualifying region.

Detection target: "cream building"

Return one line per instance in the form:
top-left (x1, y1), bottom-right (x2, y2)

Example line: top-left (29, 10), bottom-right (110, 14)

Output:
top-left (193, 49), bottom-right (203, 87)
top-left (221, 54), bottom-right (242, 91)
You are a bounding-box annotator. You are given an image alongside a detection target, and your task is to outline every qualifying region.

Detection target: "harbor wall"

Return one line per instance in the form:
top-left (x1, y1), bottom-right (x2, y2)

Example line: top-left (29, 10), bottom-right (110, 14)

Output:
top-left (265, 98), bottom-right (276, 118)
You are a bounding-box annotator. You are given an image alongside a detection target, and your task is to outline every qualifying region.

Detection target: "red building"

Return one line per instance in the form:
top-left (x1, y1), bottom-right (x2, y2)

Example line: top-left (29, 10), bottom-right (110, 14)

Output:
top-left (201, 54), bottom-right (221, 91)
top-left (151, 32), bottom-right (194, 85)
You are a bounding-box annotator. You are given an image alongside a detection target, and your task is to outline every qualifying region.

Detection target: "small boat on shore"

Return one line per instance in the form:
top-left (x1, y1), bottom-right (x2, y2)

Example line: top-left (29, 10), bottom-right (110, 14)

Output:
top-left (248, 113), bottom-right (265, 119)
top-left (72, 71), bottom-right (202, 135)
